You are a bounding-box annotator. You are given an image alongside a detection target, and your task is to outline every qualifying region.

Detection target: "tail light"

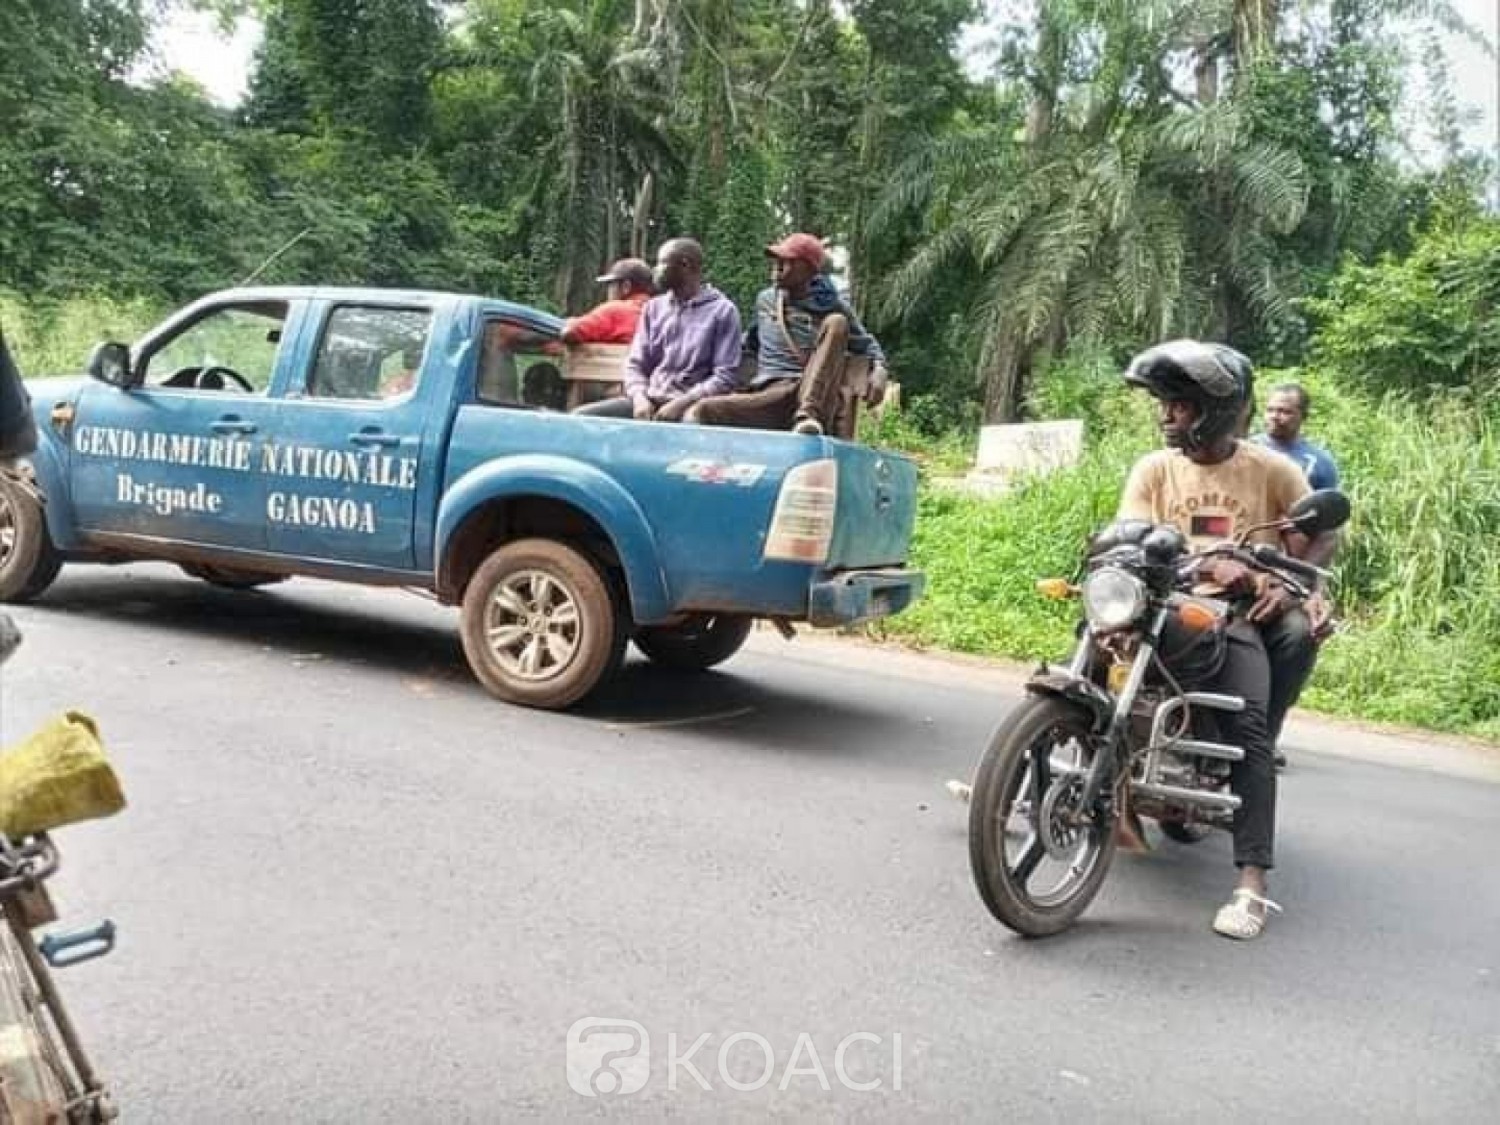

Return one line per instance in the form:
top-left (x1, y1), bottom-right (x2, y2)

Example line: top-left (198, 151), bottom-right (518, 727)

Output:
top-left (764, 458), bottom-right (837, 563)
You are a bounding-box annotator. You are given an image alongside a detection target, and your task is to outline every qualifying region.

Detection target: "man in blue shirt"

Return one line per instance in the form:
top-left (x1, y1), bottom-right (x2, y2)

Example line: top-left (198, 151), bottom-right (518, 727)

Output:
top-left (1252, 383), bottom-right (1339, 490)
top-left (1252, 381), bottom-right (1340, 767)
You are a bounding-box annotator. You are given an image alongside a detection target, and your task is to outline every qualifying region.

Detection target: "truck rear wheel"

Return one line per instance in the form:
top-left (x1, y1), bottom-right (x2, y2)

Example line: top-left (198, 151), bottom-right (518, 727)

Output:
top-left (634, 614), bottom-right (753, 671)
top-left (0, 475), bottom-right (62, 603)
top-left (459, 537), bottom-right (626, 710)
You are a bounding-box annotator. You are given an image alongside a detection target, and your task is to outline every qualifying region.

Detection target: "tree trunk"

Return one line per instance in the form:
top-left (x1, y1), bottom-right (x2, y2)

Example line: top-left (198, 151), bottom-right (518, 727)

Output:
top-left (982, 344), bottom-right (1026, 424)
top-left (605, 111), bottom-right (619, 265)
top-left (847, 50), bottom-right (879, 306)
top-left (1233, 1), bottom-right (1279, 70)
top-left (632, 172), bottom-right (655, 258)
top-left (1025, 8), bottom-right (1062, 150)
top-left (1194, 41), bottom-right (1219, 106)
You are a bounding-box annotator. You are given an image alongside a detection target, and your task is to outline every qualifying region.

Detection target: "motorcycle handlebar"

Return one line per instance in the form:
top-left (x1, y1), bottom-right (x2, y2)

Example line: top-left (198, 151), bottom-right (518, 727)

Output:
top-left (1182, 543), bottom-right (1330, 598)
top-left (1246, 543), bottom-right (1328, 588)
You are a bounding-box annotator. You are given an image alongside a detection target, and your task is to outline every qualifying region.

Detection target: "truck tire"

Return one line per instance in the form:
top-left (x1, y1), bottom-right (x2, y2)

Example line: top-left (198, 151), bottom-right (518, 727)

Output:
top-left (634, 614), bottom-right (753, 671)
top-left (0, 476), bottom-right (62, 603)
top-left (180, 564), bottom-right (288, 591)
top-left (459, 537), bottom-right (626, 710)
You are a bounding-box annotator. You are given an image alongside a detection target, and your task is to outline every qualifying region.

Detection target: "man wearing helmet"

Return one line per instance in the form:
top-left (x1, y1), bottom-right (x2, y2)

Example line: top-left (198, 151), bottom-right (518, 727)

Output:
top-left (1116, 339), bottom-right (1339, 940)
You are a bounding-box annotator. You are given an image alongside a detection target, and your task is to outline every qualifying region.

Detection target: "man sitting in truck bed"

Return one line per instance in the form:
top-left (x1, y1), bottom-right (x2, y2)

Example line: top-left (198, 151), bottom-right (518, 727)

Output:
top-left (559, 258), bottom-right (654, 346)
top-left (687, 233), bottom-right (888, 436)
top-left (573, 238), bottom-right (742, 423)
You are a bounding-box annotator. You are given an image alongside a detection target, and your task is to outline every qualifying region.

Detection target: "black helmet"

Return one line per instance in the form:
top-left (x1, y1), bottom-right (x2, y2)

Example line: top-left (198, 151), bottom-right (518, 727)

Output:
top-left (1123, 339), bottom-right (1253, 450)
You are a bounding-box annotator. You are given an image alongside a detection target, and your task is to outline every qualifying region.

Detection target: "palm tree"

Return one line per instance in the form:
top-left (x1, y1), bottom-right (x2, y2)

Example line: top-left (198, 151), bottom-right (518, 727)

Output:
top-left (873, 0), bottom-right (1309, 421)
top-left (522, 0), bottom-right (676, 312)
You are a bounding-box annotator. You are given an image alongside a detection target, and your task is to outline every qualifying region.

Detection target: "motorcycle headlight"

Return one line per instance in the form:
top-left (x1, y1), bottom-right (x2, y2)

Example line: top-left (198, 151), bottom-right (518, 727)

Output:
top-left (1082, 567), bottom-right (1147, 631)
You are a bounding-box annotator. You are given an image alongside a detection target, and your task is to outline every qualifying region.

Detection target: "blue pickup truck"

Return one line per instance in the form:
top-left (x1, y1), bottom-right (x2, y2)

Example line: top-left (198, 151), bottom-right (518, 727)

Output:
top-left (0, 286), bottom-right (924, 708)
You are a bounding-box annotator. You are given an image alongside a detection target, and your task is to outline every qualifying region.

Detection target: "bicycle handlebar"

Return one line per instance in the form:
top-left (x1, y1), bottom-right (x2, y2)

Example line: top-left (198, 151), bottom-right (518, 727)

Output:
top-left (0, 833), bottom-right (59, 896)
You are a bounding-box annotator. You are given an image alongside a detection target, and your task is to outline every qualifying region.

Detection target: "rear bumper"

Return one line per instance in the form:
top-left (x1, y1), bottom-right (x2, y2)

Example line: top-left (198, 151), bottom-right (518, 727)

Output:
top-left (808, 567), bottom-right (925, 627)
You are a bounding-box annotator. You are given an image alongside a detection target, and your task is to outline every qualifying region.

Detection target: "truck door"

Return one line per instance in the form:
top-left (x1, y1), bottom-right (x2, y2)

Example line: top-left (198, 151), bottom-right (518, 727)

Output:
top-left (262, 302), bottom-right (433, 571)
top-left (68, 298), bottom-right (298, 550)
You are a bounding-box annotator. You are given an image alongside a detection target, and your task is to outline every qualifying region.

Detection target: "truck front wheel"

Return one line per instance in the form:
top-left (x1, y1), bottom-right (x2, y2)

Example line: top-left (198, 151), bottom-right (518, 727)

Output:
top-left (634, 614), bottom-right (753, 671)
top-left (0, 475), bottom-right (62, 603)
top-left (459, 538), bottom-right (626, 710)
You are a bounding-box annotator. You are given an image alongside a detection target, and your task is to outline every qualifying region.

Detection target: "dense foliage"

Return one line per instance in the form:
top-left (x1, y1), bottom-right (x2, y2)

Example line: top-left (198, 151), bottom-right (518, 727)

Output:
top-left (1306, 211), bottom-right (1500, 397)
top-left (2, 1), bottom-right (1490, 404)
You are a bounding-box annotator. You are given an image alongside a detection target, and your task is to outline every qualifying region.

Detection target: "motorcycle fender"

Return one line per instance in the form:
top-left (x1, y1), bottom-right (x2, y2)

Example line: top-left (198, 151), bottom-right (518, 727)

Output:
top-left (1024, 671), bottom-right (1114, 733)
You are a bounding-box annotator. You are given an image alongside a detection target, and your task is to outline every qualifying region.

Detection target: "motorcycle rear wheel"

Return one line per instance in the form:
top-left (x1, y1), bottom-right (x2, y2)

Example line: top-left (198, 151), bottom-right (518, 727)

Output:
top-left (1158, 819), bottom-right (1212, 844)
top-left (968, 696), bottom-right (1117, 937)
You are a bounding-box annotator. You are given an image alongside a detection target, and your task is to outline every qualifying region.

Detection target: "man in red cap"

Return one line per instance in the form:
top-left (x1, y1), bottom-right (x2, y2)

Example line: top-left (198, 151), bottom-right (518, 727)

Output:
top-left (560, 258), bottom-right (655, 346)
top-left (687, 232), bottom-right (887, 435)
top-left (574, 238), bottom-right (743, 421)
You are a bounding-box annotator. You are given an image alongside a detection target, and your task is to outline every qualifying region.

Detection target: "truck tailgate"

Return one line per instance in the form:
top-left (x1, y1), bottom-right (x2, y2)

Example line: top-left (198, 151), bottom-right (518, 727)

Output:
top-left (824, 442), bottom-right (919, 569)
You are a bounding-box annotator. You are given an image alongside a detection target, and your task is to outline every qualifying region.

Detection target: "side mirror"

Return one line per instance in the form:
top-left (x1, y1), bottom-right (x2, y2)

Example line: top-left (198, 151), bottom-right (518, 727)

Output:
top-left (1087, 518), bottom-right (1153, 557)
top-left (1142, 524), bottom-right (1188, 564)
top-left (86, 342), bottom-right (133, 388)
top-left (1287, 489), bottom-right (1351, 536)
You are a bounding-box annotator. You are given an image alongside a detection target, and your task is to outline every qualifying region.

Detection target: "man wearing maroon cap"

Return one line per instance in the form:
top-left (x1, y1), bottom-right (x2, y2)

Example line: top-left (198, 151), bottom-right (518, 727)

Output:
top-left (560, 258), bottom-right (655, 346)
top-left (687, 232), bottom-right (887, 435)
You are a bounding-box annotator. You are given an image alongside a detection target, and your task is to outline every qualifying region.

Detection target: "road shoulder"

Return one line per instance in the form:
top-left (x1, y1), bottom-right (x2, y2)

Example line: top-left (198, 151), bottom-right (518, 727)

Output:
top-left (748, 626), bottom-right (1500, 784)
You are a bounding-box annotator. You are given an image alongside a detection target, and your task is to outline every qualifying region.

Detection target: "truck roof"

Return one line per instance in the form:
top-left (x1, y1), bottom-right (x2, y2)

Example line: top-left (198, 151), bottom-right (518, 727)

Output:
top-left (194, 285), bottom-right (564, 333)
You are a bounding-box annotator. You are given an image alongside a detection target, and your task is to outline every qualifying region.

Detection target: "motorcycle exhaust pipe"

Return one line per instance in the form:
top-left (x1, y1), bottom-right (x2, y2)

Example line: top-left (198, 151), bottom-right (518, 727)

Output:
top-left (1130, 781), bottom-right (1241, 814)
top-left (1153, 737), bottom-right (1243, 762)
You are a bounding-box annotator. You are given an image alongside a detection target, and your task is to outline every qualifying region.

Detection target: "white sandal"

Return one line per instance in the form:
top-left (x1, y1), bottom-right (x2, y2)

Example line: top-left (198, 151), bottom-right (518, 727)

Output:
top-left (1212, 888), bottom-right (1282, 940)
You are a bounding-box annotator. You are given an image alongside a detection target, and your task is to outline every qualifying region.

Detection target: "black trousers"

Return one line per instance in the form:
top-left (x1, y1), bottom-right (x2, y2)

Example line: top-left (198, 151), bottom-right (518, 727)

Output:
top-left (1260, 608), bottom-right (1317, 747)
top-left (1210, 621), bottom-right (1278, 869)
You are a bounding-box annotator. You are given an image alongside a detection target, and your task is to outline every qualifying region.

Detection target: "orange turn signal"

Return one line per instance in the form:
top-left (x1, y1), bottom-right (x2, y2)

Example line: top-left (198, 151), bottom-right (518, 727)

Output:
top-left (1036, 578), bottom-right (1075, 600)
top-left (1176, 601), bottom-right (1219, 632)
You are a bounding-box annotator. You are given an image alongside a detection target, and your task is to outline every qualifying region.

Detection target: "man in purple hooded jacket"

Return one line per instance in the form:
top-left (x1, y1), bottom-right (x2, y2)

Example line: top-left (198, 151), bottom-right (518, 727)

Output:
top-left (573, 238), bottom-right (742, 422)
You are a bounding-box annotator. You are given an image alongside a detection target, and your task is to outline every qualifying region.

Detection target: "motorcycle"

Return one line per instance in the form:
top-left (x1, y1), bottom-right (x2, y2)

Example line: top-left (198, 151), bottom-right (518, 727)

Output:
top-left (0, 614), bottom-right (121, 1123)
top-left (967, 488), bottom-right (1350, 938)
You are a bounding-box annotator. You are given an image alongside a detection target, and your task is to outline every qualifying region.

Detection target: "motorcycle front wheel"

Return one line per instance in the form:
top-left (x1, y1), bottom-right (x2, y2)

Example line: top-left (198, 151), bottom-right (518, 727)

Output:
top-left (968, 696), bottom-right (1118, 937)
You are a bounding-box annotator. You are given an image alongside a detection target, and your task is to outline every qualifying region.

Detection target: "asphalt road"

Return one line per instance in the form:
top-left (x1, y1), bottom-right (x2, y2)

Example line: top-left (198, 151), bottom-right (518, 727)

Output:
top-left (2, 564), bottom-right (1497, 1122)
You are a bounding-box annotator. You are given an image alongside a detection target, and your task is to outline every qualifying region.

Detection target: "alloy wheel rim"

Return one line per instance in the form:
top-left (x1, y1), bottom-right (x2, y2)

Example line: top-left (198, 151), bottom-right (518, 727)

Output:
top-left (998, 732), bottom-right (1104, 907)
top-left (0, 491), bottom-right (15, 565)
top-left (483, 569), bottom-right (582, 682)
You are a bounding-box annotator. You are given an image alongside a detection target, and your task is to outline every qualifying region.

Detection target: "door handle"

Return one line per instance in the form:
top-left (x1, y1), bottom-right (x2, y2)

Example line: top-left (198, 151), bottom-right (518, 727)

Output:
top-left (210, 418), bottom-right (256, 435)
top-left (348, 430), bottom-right (401, 448)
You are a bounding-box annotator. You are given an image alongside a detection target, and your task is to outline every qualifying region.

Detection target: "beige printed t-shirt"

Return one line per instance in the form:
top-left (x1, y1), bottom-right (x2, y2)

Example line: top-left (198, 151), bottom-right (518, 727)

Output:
top-left (1118, 441), bottom-right (1310, 549)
